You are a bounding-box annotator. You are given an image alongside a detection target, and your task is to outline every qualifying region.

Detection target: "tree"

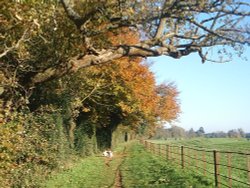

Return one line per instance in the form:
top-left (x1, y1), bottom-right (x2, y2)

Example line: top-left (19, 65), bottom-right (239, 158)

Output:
top-left (238, 128), bottom-right (245, 138)
top-left (1, 0), bottom-right (250, 109)
top-left (205, 131), bottom-right (227, 138)
top-left (187, 128), bottom-right (197, 138)
top-left (169, 125), bottom-right (186, 138)
top-left (152, 125), bottom-right (186, 139)
top-left (0, 22), bottom-right (182, 186)
top-left (196, 126), bottom-right (205, 136)
top-left (227, 129), bottom-right (240, 138)
top-left (156, 82), bottom-right (180, 123)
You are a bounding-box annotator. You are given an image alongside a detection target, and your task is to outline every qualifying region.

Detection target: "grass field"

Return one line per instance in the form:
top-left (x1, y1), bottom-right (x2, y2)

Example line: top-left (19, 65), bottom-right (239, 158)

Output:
top-left (42, 139), bottom-right (249, 187)
top-left (43, 144), bottom-right (126, 188)
top-left (43, 141), bottom-right (213, 187)
top-left (150, 137), bottom-right (250, 153)
top-left (121, 143), bottom-right (213, 188)
top-left (148, 138), bottom-right (250, 188)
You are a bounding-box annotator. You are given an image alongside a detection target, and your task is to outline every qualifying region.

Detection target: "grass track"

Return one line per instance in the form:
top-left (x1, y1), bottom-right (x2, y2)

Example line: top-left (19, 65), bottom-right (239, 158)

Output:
top-left (121, 142), bottom-right (212, 188)
top-left (43, 141), bottom-right (213, 188)
top-left (43, 144), bottom-right (126, 188)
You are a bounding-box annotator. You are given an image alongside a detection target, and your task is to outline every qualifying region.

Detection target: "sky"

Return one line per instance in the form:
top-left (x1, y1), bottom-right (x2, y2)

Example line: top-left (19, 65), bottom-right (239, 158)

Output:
top-left (149, 48), bottom-right (250, 133)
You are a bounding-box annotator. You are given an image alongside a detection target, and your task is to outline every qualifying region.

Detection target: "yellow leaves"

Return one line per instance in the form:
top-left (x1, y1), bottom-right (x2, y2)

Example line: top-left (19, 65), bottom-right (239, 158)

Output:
top-left (82, 107), bottom-right (91, 112)
top-left (128, 7), bottom-right (134, 14)
top-left (118, 102), bottom-right (134, 114)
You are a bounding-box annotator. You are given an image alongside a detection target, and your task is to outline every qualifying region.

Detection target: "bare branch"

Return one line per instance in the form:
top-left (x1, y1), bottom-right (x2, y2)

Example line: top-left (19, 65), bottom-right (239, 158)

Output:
top-left (154, 18), bottom-right (167, 39)
top-left (0, 29), bottom-right (28, 58)
top-left (60, 0), bottom-right (85, 28)
top-left (186, 18), bottom-right (250, 45)
top-left (30, 38), bottom-right (201, 85)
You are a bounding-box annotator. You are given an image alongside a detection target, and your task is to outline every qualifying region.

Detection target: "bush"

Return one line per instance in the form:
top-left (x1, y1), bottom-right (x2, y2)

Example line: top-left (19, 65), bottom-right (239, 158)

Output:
top-left (0, 111), bottom-right (70, 187)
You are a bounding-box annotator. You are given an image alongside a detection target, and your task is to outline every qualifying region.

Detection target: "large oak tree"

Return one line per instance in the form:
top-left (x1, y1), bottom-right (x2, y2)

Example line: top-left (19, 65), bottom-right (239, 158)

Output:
top-left (1, 0), bottom-right (249, 87)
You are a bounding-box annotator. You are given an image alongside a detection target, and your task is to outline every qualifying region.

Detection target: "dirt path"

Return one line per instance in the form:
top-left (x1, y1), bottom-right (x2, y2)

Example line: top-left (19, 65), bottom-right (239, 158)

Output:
top-left (110, 146), bottom-right (127, 188)
top-left (113, 166), bottom-right (123, 188)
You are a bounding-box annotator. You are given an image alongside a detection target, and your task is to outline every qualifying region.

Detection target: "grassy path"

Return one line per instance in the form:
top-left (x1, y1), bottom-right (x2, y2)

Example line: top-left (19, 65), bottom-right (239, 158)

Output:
top-left (43, 141), bottom-right (212, 187)
top-left (112, 146), bottom-right (127, 188)
top-left (43, 143), bottom-right (128, 188)
top-left (120, 143), bottom-right (212, 188)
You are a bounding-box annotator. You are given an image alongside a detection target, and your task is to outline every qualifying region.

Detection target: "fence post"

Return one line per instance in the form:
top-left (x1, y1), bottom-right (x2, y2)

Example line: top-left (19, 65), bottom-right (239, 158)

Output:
top-left (181, 146), bottom-right (185, 169)
top-left (166, 145), bottom-right (169, 160)
top-left (158, 144), bottom-right (161, 156)
top-left (194, 150), bottom-right (198, 170)
top-left (203, 151), bottom-right (206, 176)
top-left (169, 145), bottom-right (171, 159)
top-left (248, 155), bottom-right (250, 186)
top-left (227, 153), bottom-right (232, 188)
top-left (213, 150), bottom-right (220, 187)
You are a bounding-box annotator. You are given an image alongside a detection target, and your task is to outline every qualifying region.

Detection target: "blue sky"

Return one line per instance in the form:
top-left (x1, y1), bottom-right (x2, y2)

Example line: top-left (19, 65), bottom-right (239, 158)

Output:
top-left (149, 48), bottom-right (250, 133)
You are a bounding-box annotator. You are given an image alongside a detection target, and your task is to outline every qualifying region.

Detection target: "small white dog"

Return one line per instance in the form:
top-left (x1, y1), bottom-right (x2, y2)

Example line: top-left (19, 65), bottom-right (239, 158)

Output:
top-left (102, 150), bottom-right (113, 158)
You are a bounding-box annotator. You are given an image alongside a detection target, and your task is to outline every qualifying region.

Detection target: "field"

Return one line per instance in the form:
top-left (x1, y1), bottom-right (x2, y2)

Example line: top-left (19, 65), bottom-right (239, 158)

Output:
top-left (150, 137), bottom-right (250, 153)
top-left (42, 139), bottom-right (249, 187)
top-left (43, 141), bottom-right (213, 187)
top-left (120, 143), bottom-right (212, 187)
top-left (148, 138), bottom-right (250, 188)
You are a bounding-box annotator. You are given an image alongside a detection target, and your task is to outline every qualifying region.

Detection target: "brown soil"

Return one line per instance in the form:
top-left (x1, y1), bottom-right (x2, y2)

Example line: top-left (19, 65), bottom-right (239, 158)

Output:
top-left (106, 147), bottom-right (127, 188)
top-left (105, 157), bottom-right (112, 167)
top-left (114, 168), bottom-right (123, 188)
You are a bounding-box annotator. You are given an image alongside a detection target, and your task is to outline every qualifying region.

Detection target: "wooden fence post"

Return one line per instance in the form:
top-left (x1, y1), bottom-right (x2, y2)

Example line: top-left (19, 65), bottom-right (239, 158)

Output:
top-left (203, 151), bottom-right (206, 176)
top-left (181, 146), bottom-right (185, 169)
top-left (213, 150), bottom-right (220, 187)
top-left (227, 153), bottom-right (232, 188)
top-left (166, 145), bottom-right (169, 160)
top-left (248, 155), bottom-right (250, 186)
top-left (169, 145), bottom-right (171, 160)
top-left (194, 150), bottom-right (198, 170)
top-left (158, 144), bottom-right (161, 156)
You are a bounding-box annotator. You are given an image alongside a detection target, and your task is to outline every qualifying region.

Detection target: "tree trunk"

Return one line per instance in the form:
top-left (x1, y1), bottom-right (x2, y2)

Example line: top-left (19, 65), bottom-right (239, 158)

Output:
top-left (69, 119), bottom-right (76, 148)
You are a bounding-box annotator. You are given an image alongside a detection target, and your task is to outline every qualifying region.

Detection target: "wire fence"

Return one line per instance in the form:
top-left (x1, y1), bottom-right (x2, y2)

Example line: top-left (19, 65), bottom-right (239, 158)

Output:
top-left (140, 140), bottom-right (250, 188)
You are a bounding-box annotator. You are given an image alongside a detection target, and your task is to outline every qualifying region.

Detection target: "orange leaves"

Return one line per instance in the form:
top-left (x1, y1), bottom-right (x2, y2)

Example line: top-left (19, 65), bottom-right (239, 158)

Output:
top-left (156, 83), bottom-right (181, 122)
top-left (107, 27), bottom-right (140, 46)
top-left (61, 26), bottom-right (180, 133)
top-left (99, 27), bottom-right (181, 127)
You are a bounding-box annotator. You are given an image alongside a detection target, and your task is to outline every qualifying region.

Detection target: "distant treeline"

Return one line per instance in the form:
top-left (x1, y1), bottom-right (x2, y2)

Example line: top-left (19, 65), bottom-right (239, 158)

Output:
top-left (152, 126), bottom-right (249, 139)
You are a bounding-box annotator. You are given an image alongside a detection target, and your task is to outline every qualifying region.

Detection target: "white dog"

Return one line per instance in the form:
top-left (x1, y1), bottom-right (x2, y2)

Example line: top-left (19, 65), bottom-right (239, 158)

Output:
top-left (103, 150), bottom-right (113, 158)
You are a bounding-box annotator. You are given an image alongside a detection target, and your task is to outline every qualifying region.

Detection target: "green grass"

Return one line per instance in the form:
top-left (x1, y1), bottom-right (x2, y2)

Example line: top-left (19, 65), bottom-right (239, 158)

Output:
top-left (43, 139), bottom-right (249, 188)
top-left (121, 143), bottom-right (213, 188)
top-left (149, 138), bottom-right (250, 188)
top-left (43, 144), bottom-right (126, 188)
top-left (150, 138), bottom-right (250, 152)
top-left (43, 142), bottom-right (214, 188)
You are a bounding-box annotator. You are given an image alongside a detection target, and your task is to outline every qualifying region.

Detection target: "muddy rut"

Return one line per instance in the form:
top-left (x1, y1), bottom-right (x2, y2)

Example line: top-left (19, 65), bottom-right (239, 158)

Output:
top-left (107, 146), bottom-right (127, 188)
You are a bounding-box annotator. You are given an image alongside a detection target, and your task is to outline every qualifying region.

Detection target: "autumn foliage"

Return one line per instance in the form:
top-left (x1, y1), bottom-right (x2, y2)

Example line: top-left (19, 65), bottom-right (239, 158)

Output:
top-left (0, 2), bottom-right (180, 187)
